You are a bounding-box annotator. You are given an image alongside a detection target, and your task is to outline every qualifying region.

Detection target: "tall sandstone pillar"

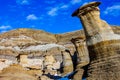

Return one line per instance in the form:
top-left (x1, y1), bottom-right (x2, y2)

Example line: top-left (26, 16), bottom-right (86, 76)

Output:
top-left (72, 2), bottom-right (120, 80)
top-left (71, 37), bottom-right (89, 67)
top-left (71, 37), bottom-right (89, 80)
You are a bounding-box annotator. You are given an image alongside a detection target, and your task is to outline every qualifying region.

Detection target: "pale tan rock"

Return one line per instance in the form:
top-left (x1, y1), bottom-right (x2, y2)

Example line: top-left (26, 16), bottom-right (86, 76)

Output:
top-left (71, 37), bottom-right (89, 67)
top-left (44, 69), bottom-right (57, 76)
top-left (72, 1), bottom-right (120, 80)
top-left (0, 20), bottom-right (119, 80)
top-left (0, 28), bottom-right (57, 43)
top-left (40, 75), bottom-right (52, 80)
top-left (73, 69), bottom-right (84, 80)
top-left (71, 37), bottom-right (89, 80)
top-left (44, 55), bottom-right (56, 66)
top-left (52, 61), bottom-right (61, 70)
top-left (62, 51), bottom-right (73, 76)
top-left (0, 59), bottom-right (14, 70)
top-left (0, 64), bottom-right (38, 80)
top-left (20, 54), bottom-right (28, 66)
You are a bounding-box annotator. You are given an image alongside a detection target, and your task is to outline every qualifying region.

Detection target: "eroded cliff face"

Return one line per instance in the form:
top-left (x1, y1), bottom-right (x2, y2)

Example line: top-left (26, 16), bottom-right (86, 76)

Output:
top-left (72, 2), bottom-right (120, 80)
top-left (0, 26), bottom-right (119, 80)
top-left (0, 3), bottom-right (120, 79)
top-left (0, 28), bottom-right (82, 80)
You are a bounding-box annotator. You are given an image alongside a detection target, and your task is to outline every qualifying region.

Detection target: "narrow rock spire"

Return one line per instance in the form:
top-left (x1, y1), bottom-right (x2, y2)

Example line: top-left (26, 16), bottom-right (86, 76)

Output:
top-left (72, 2), bottom-right (120, 80)
top-left (71, 37), bottom-right (89, 68)
top-left (71, 37), bottom-right (89, 80)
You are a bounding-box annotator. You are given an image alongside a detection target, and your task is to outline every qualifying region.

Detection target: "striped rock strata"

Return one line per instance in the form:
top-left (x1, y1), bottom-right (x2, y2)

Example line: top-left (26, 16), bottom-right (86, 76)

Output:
top-left (71, 37), bottom-right (89, 80)
top-left (72, 1), bottom-right (120, 80)
top-left (0, 26), bottom-right (119, 80)
top-left (0, 31), bottom-right (73, 80)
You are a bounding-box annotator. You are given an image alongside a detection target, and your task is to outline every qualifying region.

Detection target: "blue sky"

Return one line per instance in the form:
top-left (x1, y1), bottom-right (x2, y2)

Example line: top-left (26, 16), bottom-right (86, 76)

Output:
top-left (0, 0), bottom-right (120, 34)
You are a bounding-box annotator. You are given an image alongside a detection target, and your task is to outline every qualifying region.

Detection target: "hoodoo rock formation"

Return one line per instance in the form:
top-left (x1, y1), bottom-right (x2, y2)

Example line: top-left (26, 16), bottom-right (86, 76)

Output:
top-left (72, 1), bottom-right (120, 80)
top-left (0, 2), bottom-right (120, 80)
top-left (71, 37), bottom-right (89, 80)
top-left (0, 27), bottom-right (119, 80)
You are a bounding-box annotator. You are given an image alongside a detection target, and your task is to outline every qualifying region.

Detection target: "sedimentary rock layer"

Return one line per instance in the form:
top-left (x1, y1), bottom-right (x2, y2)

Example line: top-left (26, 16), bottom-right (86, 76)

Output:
top-left (0, 24), bottom-right (119, 79)
top-left (72, 1), bottom-right (120, 80)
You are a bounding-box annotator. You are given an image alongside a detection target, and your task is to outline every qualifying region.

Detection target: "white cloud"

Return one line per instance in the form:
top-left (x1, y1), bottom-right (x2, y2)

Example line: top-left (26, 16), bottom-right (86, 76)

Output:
top-left (16, 0), bottom-right (30, 5)
top-left (1, 30), bottom-right (7, 33)
top-left (0, 25), bottom-right (12, 33)
top-left (104, 5), bottom-right (120, 16)
top-left (22, 0), bottom-right (29, 4)
top-left (47, 0), bottom-right (83, 16)
top-left (26, 14), bottom-right (38, 20)
top-left (47, 7), bottom-right (58, 16)
top-left (70, 0), bottom-right (81, 4)
top-left (82, 2), bottom-right (88, 6)
top-left (47, 4), bottom-right (69, 16)
top-left (60, 5), bottom-right (69, 9)
top-left (0, 25), bottom-right (11, 30)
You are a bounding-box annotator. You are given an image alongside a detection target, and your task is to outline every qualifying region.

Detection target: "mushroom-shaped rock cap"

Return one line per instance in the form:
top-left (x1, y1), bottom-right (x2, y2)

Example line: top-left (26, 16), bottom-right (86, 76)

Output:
top-left (72, 2), bottom-right (101, 17)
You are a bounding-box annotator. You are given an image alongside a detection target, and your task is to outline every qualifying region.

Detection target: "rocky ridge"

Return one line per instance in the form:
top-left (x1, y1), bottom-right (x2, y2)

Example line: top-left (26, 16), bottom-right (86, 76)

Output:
top-left (0, 2), bottom-right (120, 80)
top-left (0, 26), bottom-right (119, 80)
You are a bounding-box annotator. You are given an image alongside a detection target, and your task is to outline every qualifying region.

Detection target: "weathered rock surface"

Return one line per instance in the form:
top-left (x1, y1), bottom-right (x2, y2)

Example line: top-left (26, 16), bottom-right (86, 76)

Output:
top-left (72, 1), bottom-right (120, 80)
top-left (0, 26), bottom-right (119, 80)
top-left (0, 8), bottom-right (120, 79)
top-left (0, 25), bottom-right (120, 80)
top-left (0, 29), bottom-right (75, 80)
top-left (0, 64), bottom-right (38, 80)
